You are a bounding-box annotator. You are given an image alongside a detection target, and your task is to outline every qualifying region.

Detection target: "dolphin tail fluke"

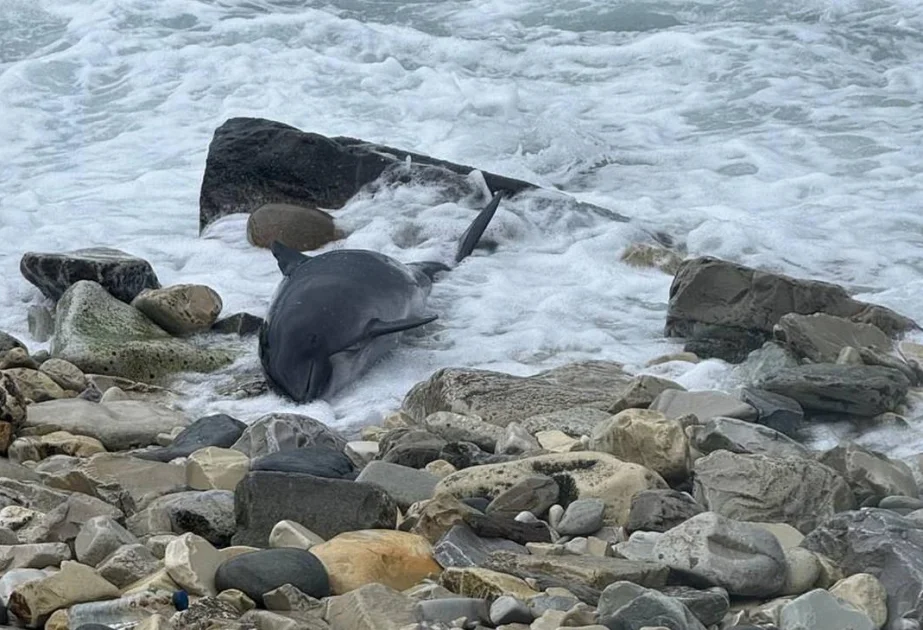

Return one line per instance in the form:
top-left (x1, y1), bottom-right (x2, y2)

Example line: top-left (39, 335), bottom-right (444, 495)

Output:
top-left (270, 240), bottom-right (311, 276)
top-left (454, 190), bottom-right (505, 264)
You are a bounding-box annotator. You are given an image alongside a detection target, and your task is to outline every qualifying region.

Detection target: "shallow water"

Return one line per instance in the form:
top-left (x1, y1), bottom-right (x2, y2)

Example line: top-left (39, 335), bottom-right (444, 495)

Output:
top-left (2, 0), bottom-right (922, 452)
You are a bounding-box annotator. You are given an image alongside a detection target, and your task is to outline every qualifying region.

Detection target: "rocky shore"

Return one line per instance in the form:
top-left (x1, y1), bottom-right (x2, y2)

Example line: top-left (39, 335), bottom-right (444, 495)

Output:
top-left (1, 118), bottom-right (922, 630)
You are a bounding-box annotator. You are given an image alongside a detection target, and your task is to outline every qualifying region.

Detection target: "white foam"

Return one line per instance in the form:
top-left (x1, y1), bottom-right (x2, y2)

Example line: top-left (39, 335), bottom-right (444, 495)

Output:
top-left (2, 0), bottom-right (922, 454)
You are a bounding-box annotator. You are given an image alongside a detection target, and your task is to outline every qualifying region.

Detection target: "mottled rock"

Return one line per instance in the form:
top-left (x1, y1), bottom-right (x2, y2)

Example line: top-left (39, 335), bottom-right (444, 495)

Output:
top-left (232, 471), bottom-right (397, 547)
top-left (131, 284), bottom-right (223, 336)
top-left (556, 499), bottom-right (606, 537)
top-left (75, 515), bottom-right (138, 567)
top-left (403, 361), bottom-right (635, 427)
top-left (597, 581), bottom-right (706, 630)
top-left (652, 512), bottom-right (787, 597)
top-left (819, 443), bottom-right (918, 504)
top-left (324, 582), bottom-right (420, 630)
top-left (22, 398), bottom-right (188, 451)
top-left (496, 422), bottom-right (542, 455)
top-left (0, 543), bottom-right (71, 571)
top-left (439, 566), bottom-right (539, 601)
top-left (37, 358), bottom-right (86, 392)
top-left (519, 407), bottom-right (613, 437)
top-left (739, 388), bottom-right (805, 438)
top-left (829, 573), bottom-right (888, 629)
top-left (423, 412), bottom-right (504, 453)
top-left (50, 281), bottom-right (231, 381)
top-left (693, 451), bottom-right (855, 533)
top-left (134, 413), bottom-right (247, 462)
top-left (247, 202), bottom-right (338, 251)
top-left (620, 243), bottom-right (685, 274)
top-left (19, 492), bottom-right (124, 546)
top-left (20, 247), bottom-right (160, 303)
top-left (626, 489), bottom-right (705, 534)
top-left (3, 368), bottom-right (69, 402)
top-left (432, 523), bottom-right (528, 569)
top-left (97, 543), bottom-right (161, 588)
top-left (0, 372), bottom-right (27, 426)
top-left (485, 475), bottom-right (559, 520)
top-left (658, 585), bottom-right (729, 627)
top-left (127, 490), bottom-right (236, 546)
top-left (609, 374), bottom-right (687, 415)
top-left (779, 588), bottom-right (875, 630)
top-left (591, 408), bottom-right (690, 481)
top-left (231, 412), bottom-right (347, 458)
top-left (758, 364), bottom-right (910, 417)
top-left (435, 452), bottom-right (668, 527)
top-left (215, 548), bottom-right (330, 606)
top-left (773, 312), bottom-right (891, 363)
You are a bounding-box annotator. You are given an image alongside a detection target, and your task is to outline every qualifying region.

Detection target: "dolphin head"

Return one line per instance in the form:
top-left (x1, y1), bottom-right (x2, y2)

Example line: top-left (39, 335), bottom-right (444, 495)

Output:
top-left (260, 325), bottom-right (335, 403)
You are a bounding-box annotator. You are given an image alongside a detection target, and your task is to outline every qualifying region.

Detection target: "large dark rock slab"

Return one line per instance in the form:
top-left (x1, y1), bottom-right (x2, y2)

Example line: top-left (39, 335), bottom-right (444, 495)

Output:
top-left (214, 548), bottom-right (330, 605)
top-left (627, 489), bottom-right (705, 534)
top-left (232, 471), bottom-right (397, 547)
top-left (252, 445), bottom-right (356, 479)
top-left (20, 247), bottom-right (160, 303)
top-left (739, 387), bottom-right (805, 438)
top-left (133, 414), bottom-right (247, 462)
top-left (757, 364), bottom-right (910, 417)
top-left (198, 117), bottom-right (540, 232)
top-left (664, 257), bottom-right (917, 362)
top-left (801, 509), bottom-right (923, 630)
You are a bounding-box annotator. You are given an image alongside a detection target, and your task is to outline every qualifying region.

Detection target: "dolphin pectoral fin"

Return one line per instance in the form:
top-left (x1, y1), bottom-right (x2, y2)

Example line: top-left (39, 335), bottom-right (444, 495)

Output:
top-left (270, 240), bottom-right (311, 276)
top-left (330, 314), bottom-right (439, 354)
top-left (454, 190), bottom-right (505, 264)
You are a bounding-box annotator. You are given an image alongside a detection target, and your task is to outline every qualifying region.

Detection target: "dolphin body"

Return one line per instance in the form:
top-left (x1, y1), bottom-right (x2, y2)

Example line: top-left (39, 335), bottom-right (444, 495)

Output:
top-left (259, 191), bottom-right (504, 403)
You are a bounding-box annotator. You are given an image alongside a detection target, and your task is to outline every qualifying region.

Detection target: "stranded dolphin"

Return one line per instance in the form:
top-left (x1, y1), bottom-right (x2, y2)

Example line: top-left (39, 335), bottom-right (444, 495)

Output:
top-left (259, 191), bottom-right (505, 403)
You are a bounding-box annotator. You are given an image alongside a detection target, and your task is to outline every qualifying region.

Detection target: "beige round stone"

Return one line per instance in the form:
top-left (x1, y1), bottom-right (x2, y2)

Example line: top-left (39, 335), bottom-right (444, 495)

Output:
top-left (40, 431), bottom-right (107, 458)
top-left (311, 529), bottom-right (442, 595)
top-left (186, 447), bottom-right (250, 491)
top-left (131, 284), bottom-right (223, 336)
top-left (38, 358), bottom-right (87, 392)
top-left (590, 409), bottom-right (690, 482)
top-left (247, 203), bottom-right (339, 251)
top-left (424, 459), bottom-right (458, 479)
top-left (3, 368), bottom-right (70, 403)
top-left (830, 573), bottom-right (888, 629)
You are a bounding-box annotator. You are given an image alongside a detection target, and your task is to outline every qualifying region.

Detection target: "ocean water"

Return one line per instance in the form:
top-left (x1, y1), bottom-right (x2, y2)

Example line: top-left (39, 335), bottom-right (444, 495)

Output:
top-left (2, 0), bottom-right (923, 452)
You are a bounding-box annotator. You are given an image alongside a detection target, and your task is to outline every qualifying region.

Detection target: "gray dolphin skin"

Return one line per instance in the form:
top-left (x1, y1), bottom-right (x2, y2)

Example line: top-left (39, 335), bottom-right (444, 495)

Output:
top-left (259, 191), bottom-right (505, 403)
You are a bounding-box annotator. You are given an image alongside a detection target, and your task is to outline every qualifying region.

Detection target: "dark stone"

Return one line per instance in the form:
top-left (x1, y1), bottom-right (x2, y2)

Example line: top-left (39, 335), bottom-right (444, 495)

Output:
top-left (440, 441), bottom-right (517, 469)
top-left (528, 593), bottom-right (580, 617)
top-left (627, 490), bottom-right (705, 534)
top-left (252, 445), bottom-right (356, 479)
top-left (232, 471), bottom-right (397, 546)
top-left (215, 548), bottom-right (330, 606)
top-left (166, 490), bottom-right (236, 547)
top-left (461, 497), bottom-right (490, 513)
top-left (757, 364), bottom-right (910, 417)
top-left (486, 475), bottom-right (559, 519)
top-left (739, 388), bottom-right (805, 438)
top-left (198, 117), bottom-right (547, 233)
top-left (0, 331), bottom-right (25, 355)
top-left (231, 412), bottom-right (347, 459)
top-left (801, 509), bottom-right (923, 628)
top-left (20, 247), bottom-right (160, 303)
top-left (418, 598), bottom-right (490, 625)
top-left (683, 323), bottom-right (769, 364)
top-left (173, 590), bottom-right (189, 610)
top-left (0, 603), bottom-right (8, 625)
top-left (598, 581), bottom-right (706, 630)
top-left (433, 523), bottom-right (529, 568)
top-left (659, 586), bottom-right (730, 627)
top-left (379, 429), bottom-right (447, 469)
top-left (212, 312), bottom-right (264, 337)
top-left (133, 414), bottom-right (247, 462)
top-left (665, 257), bottom-right (918, 363)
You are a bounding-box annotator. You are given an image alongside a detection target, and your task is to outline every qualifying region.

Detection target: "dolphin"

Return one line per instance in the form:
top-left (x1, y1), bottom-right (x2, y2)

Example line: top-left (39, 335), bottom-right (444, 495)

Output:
top-left (258, 191), bottom-right (505, 403)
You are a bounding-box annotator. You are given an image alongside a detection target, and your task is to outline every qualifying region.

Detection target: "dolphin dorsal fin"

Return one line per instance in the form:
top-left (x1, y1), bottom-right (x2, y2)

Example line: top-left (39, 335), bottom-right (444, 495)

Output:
top-left (331, 314), bottom-right (438, 354)
top-left (455, 190), bottom-right (505, 263)
top-left (270, 240), bottom-right (311, 275)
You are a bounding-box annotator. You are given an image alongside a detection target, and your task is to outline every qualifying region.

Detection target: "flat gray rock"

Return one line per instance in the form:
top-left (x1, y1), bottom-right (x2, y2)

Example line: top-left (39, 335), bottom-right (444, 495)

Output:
top-left (650, 389), bottom-right (757, 423)
top-left (819, 443), bottom-right (918, 505)
top-left (598, 581), bottom-right (706, 630)
top-left (231, 412), bottom-right (347, 458)
top-left (757, 364), bottom-right (910, 417)
top-left (556, 498), bottom-right (606, 537)
top-left (355, 461), bottom-right (439, 510)
top-left (627, 489), bottom-right (705, 534)
top-left (739, 388), bottom-right (804, 438)
top-left (689, 416), bottom-right (811, 459)
top-left (485, 475), bottom-right (559, 520)
top-left (20, 247), bottom-right (160, 303)
top-left (773, 312), bottom-right (891, 363)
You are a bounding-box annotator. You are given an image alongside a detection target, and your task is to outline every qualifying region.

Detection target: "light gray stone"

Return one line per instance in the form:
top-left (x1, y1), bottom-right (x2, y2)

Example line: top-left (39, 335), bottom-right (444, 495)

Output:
top-left (131, 284), bottom-right (223, 336)
top-left (819, 443), bottom-right (918, 504)
top-left (97, 543), bottom-right (162, 588)
top-left (490, 595), bottom-right (534, 625)
top-left (355, 461), bottom-right (439, 510)
top-left (773, 312), bottom-right (891, 363)
top-left (597, 581), bottom-right (706, 630)
top-left (231, 412), bottom-right (347, 458)
top-left (649, 389), bottom-right (757, 423)
top-left (75, 516), bottom-right (139, 567)
top-left (689, 416), bottom-right (811, 459)
top-left (485, 475), bottom-right (559, 519)
top-left (0, 543), bottom-right (71, 571)
top-left (779, 588), bottom-right (875, 630)
top-left (556, 499), bottom-right (606, 537)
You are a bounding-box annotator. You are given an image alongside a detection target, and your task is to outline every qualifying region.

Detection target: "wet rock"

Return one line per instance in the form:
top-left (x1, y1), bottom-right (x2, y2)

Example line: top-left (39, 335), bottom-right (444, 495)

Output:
top-left (818, 443), bottom-right (918, 504)
top-left (801, 509), bottom-right (923, 629)
top-left (597, 581), bottom-right (706, 630)
top-left (779, 588), bottom-right (875, 630)
top-left (212, 312), bottom-right (264, 337)
top-left (231, 412), bottom-right (347, 458)
top-left (20, 247), bottom-right (160, 303)
top-left (23, 397), bottom-right (188, 451)
top-left (485, 475), bottom-right (559, 520)
top-left (738, 388), bottom-right (805, 438)
top-left (253, 445), bottom-right (355, 479)
top-left (435, 451), bottom-right (667, 527)
top-left (664, 257), bottom-right (916, 362)
top-left (8, 560), bottom-right (119, 627)
top-left (423, 412), bottom-right (504, 453)
top-left (135, 413), bottom-right (247, 462)
top-left (693, 451), bottom-right (855, 534)
top-left (186, 447), bottom-right (250, 491)
top-left (311, 530), bottom-right (441, 594)
top-left (355, 461), bottom-right (439, 509)
top-left (627, 489), bottom-right (705, 534)
top-left (652, 512), bottom-right (787, 597)
top-left (247, 202), bottom-right (339, 251)
top-left (215, 548), bottom-right (330, 605)
top-left (433, 523), bottom-right (528, 569)
top-left (773, 312), bottom-right (891, 363)
top-left (757, 364), bottom-right (909, 417)
top-left (232, 471), bottom-right (397, 546)
top-left (591, 408), bottom-right (690, 481)
top-left (403, 361), bottom-right (635, 427)
top-left (649, 389), bottom-right (758, 423)
top-left (198, 117), bottom-right (538, 233)
top-left (688, 416), bottom-right (811, 459)
top-left (131, 284), bottom-right (223, 336)
top-left (51, 280), bottom-right (231, 381)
